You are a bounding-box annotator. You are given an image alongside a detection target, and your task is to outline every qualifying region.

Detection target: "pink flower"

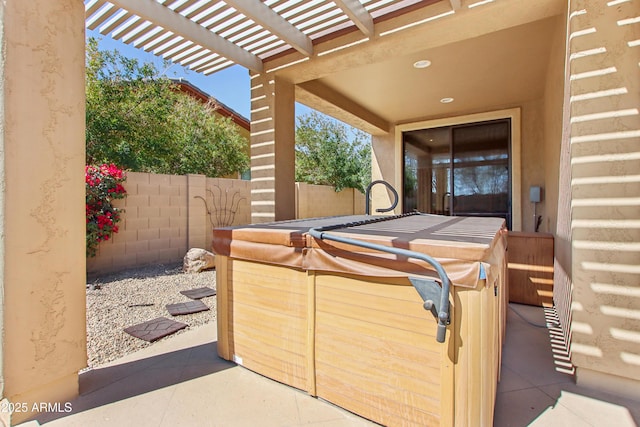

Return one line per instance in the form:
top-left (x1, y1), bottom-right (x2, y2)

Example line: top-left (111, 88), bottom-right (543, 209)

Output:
top-left (86, 163), bottom-right (127, 256)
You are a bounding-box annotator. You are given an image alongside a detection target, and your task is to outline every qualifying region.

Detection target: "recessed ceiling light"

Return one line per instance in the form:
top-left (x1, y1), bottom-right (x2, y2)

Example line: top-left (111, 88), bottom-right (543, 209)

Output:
top-left (413, 60), bottom-right (431, 69)
top-left (440, 97), bottom-right (454, 103)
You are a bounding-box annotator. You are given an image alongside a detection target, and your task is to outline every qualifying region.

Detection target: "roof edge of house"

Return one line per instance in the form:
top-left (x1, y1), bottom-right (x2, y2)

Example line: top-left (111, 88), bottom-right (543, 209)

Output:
top-left (171, 78), bottom-right (250, 132)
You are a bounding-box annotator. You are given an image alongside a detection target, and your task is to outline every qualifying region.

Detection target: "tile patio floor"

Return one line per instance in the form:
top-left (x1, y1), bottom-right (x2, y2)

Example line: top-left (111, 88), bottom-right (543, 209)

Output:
top-left (18, 303), bottom-right (639, 427)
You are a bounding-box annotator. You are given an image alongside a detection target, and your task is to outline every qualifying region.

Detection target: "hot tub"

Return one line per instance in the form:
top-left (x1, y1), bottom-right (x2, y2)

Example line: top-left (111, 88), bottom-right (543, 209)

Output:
top-left (213, 213), bottom-right (507, 427)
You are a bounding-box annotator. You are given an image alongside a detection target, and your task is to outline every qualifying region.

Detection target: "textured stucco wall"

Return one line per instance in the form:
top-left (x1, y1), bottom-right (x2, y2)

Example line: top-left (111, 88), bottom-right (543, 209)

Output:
top-left (371, 128), bottom-right (401, 215)
top-left (1, 0), bottom-right (86, 422)
top-left (551, 4), bottom-right (574, 359)
top-left (543, 14), bottom-right (568, 237)
top-left (0, 0), bottom-right (6, 407)
top-left (520, 99), bottom-right (549, 233)
top-left (567, 0), bottom-right (640, 397)
top-left (545, 2), bottom-right (571, 364)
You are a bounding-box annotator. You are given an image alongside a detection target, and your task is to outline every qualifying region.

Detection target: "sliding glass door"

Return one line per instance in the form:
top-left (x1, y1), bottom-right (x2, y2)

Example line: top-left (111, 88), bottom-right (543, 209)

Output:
top-left (403, 119), bottom-right (511, 228)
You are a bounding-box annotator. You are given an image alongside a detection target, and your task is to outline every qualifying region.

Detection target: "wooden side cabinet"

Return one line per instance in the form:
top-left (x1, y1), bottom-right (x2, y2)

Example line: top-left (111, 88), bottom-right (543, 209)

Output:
top-left (507, 231), bottom-right (554, 307)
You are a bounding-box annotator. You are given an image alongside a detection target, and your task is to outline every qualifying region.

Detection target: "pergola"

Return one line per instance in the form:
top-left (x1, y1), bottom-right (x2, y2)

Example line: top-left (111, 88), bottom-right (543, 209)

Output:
top-left (85, 0), bottom-right (453, 75)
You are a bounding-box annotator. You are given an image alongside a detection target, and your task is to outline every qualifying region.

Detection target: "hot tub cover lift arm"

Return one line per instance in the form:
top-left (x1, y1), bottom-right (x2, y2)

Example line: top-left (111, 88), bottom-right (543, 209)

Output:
top-left (309, 221), bottom-right (452, 344)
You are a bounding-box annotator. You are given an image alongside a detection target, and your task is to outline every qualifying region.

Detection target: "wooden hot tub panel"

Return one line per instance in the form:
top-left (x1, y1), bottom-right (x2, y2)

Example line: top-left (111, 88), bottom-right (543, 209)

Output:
top-left (214, 214), bottom-right (507, 427)
top-left (218, 257), bottom-right (506, 427)
top-left (217, 258), bottom-right (309, 392)
top-left (314, 273), bottom-right (445, 426)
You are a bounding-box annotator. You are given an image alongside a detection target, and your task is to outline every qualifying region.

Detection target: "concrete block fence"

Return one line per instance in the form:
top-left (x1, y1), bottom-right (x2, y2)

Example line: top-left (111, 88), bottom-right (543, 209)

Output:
top-left (295, 182), bottom-right (365, 219)
top-left (87, 172), bottom-right (364, 275)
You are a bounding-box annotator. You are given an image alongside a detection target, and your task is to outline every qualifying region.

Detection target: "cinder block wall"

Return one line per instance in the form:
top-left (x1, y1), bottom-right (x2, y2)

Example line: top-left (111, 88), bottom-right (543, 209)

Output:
top-left (87, 172), bottom-right (190, 274)
top-left (87, 173), bottom-right (253, 275)
top-left (296, 182), bottom-right (365, 218)
top-left (88, 174), bottom-right (360, 275)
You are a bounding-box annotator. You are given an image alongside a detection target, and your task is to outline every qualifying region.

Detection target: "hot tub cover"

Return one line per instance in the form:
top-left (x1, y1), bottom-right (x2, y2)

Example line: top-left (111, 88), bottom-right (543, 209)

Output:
top-left (212, 213), bottom-right (506, 288)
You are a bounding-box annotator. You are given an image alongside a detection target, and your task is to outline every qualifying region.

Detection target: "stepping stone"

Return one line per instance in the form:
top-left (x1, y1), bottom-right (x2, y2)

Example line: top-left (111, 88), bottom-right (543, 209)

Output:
top-left (180, 287), bottom-right (216, 300)
top-left (124, 317), bottom-right (187, 342)
top-left (166, 300), bottom-right (210, 316)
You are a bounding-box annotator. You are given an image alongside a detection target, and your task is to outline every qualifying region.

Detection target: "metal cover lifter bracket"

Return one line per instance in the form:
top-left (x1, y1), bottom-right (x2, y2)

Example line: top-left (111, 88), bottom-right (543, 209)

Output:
top-left (408, 277), bottom-right (451, 326)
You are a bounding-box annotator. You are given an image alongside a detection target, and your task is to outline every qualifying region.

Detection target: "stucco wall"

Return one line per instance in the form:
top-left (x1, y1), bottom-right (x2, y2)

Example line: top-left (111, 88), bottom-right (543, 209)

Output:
top-left (567, 0), bottom-right (640, 396)
top-left (371, 128), bottom-right (401, 215)
top-left (1, 0), bottom-right (86, 422)
top-left (520, 99), bottom-right (549, 233)
top-left (543, 14), bottom-right (568, 236)
top-left (367, 15), bottom-right (569, 233)
top-left (548, 7), bottom-right (574, 357)
top-left (520, 54), bottom-right (567, 235)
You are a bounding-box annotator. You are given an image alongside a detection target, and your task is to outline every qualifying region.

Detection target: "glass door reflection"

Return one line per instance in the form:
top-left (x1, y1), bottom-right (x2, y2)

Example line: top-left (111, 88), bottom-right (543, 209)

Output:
top-left (403, 119), bottom-right (511, 228)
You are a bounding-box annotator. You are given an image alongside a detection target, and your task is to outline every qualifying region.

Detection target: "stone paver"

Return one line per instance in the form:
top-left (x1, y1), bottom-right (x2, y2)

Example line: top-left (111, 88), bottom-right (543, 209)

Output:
top-left (124, 317), bottom-right (188, 342)
top-left (166, 300), bottom-right (210, 316)
top-left (179, 287), bottom-right (216, 300)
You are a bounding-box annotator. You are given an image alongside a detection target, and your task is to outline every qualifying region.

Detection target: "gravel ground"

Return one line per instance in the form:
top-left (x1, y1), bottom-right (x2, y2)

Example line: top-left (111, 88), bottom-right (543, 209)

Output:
top-left (86, 263), bottom-right (217, 368)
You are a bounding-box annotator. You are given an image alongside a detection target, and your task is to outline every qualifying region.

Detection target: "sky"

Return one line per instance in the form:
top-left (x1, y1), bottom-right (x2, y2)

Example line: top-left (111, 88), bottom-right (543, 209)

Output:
top-left (87, 29), bottom-right (313, 121)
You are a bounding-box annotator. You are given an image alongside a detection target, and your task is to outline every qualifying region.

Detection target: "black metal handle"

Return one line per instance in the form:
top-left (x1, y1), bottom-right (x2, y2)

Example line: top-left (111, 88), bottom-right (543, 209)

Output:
top-left (365, 180), bottom-right (399, 215)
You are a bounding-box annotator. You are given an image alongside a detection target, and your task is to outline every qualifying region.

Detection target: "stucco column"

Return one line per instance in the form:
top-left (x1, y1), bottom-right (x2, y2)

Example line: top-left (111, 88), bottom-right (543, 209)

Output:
top-left (566, 0), bottom-right (640, 398)
top-left (249, 74), bottom-right (296, 223)
top-left (371, 129), bottom-right (400, 214)
top-left (0, 0), bottom-right (86, 423)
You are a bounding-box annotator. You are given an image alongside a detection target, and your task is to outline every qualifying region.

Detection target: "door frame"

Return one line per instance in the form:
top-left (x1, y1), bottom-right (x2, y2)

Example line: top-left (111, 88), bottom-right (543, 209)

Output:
top-left (395, 108), bottom-right (522, 231)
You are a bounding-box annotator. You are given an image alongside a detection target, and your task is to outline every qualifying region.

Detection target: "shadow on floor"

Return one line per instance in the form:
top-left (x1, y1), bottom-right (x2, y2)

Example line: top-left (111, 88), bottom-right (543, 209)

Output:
top-left (33, 341), bottom-right (234, 425)
top-left (494, 304), bottom-right (640, 427)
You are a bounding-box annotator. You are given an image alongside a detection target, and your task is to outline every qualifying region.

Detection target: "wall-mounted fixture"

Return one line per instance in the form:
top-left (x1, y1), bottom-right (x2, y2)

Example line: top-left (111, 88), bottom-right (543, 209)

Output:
top-left (530, 186), bottom-right (543, 232)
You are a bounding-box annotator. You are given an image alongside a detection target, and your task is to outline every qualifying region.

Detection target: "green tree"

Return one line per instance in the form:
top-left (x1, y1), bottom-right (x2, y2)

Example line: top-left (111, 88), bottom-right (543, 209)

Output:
top-left (295, 111), bottom-right (371, 192)
top-left (85, 38), bottom-right (248, 177)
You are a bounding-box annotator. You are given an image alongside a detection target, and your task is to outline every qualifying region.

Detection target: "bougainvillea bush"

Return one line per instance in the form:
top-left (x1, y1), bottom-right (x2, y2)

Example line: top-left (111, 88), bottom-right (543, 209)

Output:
top-left (86, 164), bottom-right (127, 257)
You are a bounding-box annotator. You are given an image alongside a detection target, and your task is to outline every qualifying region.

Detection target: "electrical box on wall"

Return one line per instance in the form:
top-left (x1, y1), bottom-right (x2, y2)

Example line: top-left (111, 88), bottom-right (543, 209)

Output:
top-left (530, 186), bottom-right (542, 203)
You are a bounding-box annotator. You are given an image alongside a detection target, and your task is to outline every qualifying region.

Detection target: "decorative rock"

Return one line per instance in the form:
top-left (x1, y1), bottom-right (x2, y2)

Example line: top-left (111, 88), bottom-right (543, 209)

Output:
top-left (183, 248), bottom-right (216, 273)
top-left (86, 263), bottom-right (217, 367)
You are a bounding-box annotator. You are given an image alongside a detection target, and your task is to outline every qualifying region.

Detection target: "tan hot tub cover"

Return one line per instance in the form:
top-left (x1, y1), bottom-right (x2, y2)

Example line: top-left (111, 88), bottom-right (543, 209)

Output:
top-left (212, 213), bottom-right (507, 289)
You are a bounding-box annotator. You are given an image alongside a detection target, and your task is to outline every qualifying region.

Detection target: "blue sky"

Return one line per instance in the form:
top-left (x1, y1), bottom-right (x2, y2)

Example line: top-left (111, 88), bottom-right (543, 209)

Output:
top-left (87, 30), bottom-right (313, 120)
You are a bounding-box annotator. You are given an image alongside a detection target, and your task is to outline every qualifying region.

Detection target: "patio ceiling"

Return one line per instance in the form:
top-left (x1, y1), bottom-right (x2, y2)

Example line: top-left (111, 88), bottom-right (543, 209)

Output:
top-left (308, 14), bottom-right (562, 125)
top-left (85, 0), bottom-right (453, 76)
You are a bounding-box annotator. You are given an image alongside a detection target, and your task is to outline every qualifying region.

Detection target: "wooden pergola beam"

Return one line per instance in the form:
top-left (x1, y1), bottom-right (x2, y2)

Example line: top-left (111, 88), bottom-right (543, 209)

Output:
top-left (108, 0), bottom-right (263, 72)
top-left (225, 0), bottom-right (314, 57)
top-left (333, 0), bottom-right (375, 37)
